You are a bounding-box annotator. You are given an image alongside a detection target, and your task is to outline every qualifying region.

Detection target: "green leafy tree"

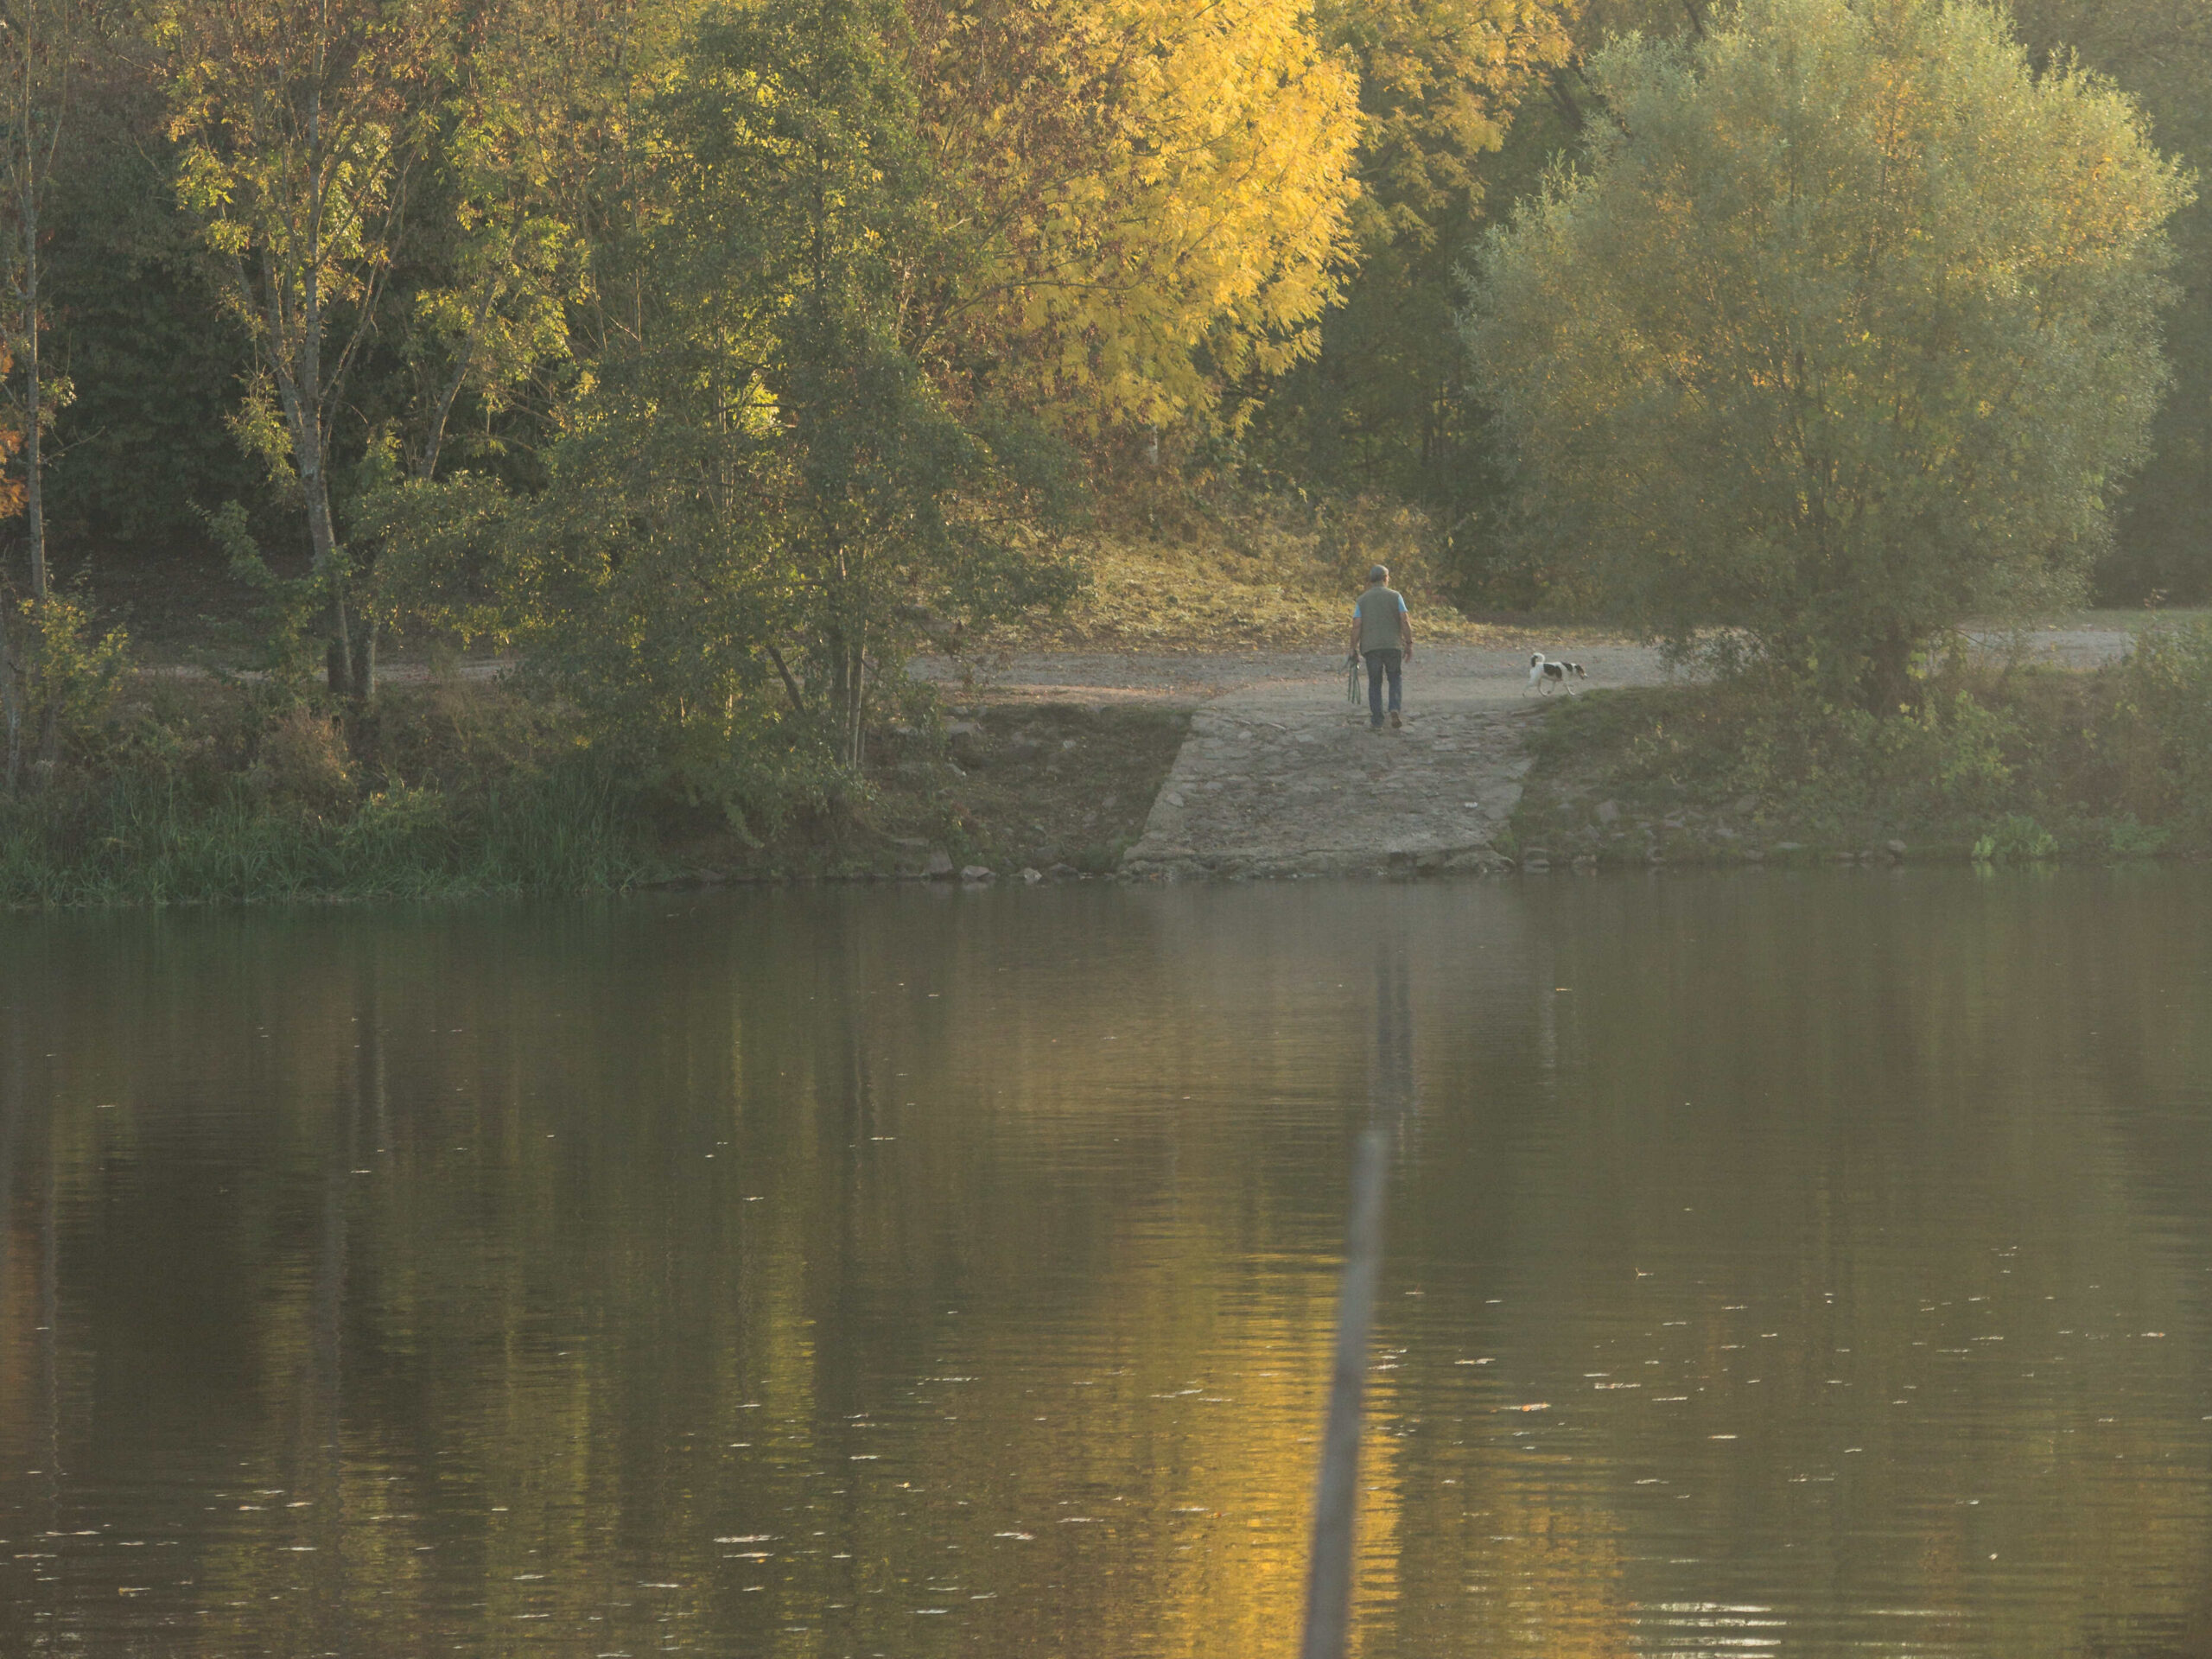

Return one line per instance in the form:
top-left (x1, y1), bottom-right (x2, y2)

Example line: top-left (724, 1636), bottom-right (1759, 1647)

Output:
top-left (454, 0), bottom-right (1072, 820)
top-left (38, 59), bottom-right (270, 572)
top-left (1251, 0), bottom-right (1570, 506)
top-left (0, 0), bottom-right (98, 613)
top-left (385, 0), bottom-right (605, 486)
top-left (159, 0), bottom-right (451, 702)
top-left (0, 0), bottom-right (108, 769)
top-left (2010, 0), bottom-right (2212, 602)
top-left (1466, 0), bottom-right (2192, 709)
top-left (335, 0), bottom-right (617, 671)
top-left (680, 0), bottom-right (1072, 771)
top-left (0, 336), bottom-right (21, 779)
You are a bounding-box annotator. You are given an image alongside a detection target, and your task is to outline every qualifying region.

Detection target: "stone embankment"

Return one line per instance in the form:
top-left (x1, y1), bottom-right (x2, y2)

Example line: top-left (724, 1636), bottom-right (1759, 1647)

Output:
top-left (1117, 644), bottom-right (1668, 878)
top-left (1122, 704), bottom-right (1535, 877)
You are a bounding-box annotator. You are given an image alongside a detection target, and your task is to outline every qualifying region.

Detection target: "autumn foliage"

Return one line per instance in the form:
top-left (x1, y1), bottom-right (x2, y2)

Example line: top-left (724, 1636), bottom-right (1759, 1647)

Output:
top-left (1467, 0), bottom-right (2191, 709)
top-left (909, 0), bottom-right (1361, 430)
top-left (3, 0), bottom-right (2210, 832)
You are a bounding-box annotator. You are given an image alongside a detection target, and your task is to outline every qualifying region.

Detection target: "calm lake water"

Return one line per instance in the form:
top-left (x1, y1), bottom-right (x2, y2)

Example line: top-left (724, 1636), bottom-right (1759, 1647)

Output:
top-left (3, 870), bottom-right (2210, 1657)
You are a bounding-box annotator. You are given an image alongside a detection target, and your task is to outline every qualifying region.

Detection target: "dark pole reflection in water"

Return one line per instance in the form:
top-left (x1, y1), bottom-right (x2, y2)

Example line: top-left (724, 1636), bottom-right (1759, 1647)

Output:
top-left (3, 873), bottom-right (2212, 1656)
top-left (1301, 939), bottom-right (1417, 1659)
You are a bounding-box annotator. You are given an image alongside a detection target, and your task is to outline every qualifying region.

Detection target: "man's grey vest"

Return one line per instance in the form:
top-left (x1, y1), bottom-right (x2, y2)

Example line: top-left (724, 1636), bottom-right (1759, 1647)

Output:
top-left (1356, 587), bottom-right (1405, 653)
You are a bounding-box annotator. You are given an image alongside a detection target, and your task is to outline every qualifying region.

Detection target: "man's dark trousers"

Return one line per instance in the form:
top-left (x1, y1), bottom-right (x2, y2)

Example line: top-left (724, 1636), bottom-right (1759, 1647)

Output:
top-left (1364, 649), bottom-right (1402, 727)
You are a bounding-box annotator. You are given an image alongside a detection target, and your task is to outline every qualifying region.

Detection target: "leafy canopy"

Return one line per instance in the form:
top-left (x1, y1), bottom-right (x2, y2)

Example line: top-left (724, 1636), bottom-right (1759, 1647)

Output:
top-left (435, 0), bottom-right (1077, 818)
top-left (907, 0), bottom-right (1363, 433)
top-left (1466, 0), bottom-right (2193, 708)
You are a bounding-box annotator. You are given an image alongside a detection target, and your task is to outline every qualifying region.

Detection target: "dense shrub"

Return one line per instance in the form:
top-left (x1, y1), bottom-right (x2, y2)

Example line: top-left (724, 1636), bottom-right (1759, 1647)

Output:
top-left (1527, 625), bottom-right (2212, 857)
top-left (2100, 621), bottom-right (2212, 836)
top-left (0, 680), bottom-right (655, 905)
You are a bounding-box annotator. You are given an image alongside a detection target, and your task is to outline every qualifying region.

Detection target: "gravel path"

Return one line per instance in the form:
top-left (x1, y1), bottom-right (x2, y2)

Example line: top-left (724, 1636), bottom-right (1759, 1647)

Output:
top-left (912, 639), bottom-right (1672, 703)
top-left (1960, 626), bottom-right (2152, 670)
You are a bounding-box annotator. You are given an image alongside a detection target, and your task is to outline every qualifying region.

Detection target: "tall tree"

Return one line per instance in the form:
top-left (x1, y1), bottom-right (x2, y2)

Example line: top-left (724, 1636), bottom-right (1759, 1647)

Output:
top-left (385, 0), bottom-right (620, 487)
top-left (334, 0), bottom-right (606, 664)
top-left (1251, 0), bottom-right (1570, 502)
top-left (0, 0), bottom-right (94, 612)
top-left (480, 0), bottom-right (1073, 810)
top-left (0, 0), bottom-right (105, 772)
top-left (1466, 0), bottom-right (2191, 709)
top-left (2009, 0), bottom-right (2212, 603)
top-left (903, 0), bottom-right (1362, 438)
top-left (159, 0), bottom-right (449, 702)
top-left (0, 338), bottom-right (22, 783)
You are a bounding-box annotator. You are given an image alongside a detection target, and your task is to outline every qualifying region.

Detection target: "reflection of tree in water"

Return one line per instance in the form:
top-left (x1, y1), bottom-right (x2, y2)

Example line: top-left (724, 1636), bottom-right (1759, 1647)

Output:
top-left (3, 880), bottom-right (2212, 1656)
top-left (1369, 938), bottom-right (1416, 1128)
top-left (0, 1014), bottom-right (64, 1643)
top-left (1304, 938), bottom-right (1421, 1659)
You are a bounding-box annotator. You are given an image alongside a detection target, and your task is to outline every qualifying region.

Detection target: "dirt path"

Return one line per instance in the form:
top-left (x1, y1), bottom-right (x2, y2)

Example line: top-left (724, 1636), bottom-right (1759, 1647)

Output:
top-left (136, 621), bottom-right (2145, 696)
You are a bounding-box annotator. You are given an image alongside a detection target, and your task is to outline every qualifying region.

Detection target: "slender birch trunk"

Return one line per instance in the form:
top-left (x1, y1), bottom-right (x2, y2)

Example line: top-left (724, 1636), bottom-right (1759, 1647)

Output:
top-left (4, 0), bottom-right (68, 767)
top-left (21, 169), bottom-right (42, 608)
top-left (0, 602), bottom-right (18, 789)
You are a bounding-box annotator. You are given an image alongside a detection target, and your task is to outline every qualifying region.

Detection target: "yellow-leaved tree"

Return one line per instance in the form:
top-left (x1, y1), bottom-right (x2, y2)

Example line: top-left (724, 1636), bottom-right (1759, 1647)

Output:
top-left (905, 0), bottom-right (1363, 435)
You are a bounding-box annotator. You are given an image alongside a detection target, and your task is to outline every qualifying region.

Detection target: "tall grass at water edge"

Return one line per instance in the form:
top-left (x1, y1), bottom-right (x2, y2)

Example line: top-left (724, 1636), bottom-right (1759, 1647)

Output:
top-left (0, 762), bottom-right (658, 906)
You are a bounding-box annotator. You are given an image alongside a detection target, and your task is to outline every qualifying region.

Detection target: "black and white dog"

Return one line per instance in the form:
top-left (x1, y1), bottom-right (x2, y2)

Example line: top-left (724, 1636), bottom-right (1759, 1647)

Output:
top-left (1528, 652), bottom-right (1586, 695)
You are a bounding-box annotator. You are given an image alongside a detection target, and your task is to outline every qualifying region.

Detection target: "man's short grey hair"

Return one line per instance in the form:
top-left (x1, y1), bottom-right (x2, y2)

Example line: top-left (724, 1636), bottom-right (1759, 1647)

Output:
top-left (1368, 564), bottom-right (1389, 584)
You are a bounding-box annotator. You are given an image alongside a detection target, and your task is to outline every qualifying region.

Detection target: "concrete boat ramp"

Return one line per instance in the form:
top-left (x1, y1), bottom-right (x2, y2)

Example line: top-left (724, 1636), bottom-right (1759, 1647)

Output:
top-left (1122, 644), bottom-right (1669, 878)
top-left (1122, 702), bottom-right (1536, 877)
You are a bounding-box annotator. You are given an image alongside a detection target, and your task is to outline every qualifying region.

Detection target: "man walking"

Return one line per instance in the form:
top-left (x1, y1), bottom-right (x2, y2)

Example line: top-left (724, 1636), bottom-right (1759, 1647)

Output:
top-left (1348, 564), bottom-right (1414, 730)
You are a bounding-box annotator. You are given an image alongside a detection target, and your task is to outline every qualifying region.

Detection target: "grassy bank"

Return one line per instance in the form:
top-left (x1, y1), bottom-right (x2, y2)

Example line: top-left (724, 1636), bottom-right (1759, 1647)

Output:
top-left (0, 676), bottom-right (1188, 906)
top-left (980, 490), bottom-right (1554, 651)
top-left (1509, 622), bottom-right (2212, 868)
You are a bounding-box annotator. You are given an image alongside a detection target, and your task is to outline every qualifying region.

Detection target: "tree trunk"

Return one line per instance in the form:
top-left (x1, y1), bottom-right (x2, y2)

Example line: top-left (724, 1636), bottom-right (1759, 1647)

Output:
top-left (849, 645), bottom-right (865, 770)
top-left (23, 216), bottom-right (43, 608)
top-left (300, 438), bottom-right (358, 702)
top-left (270, 312), bottom-right (356, 703)
top-left (352, 614), bottom-right (378, 704)
top-left (830, 635), bottom-right (867, 771)
top-left (294, 86), bottom-right (361, 707)
top-left (0, 601), bottom-right (19, 791)
top-left (1860, 628), bottom-right (1917, 714)
top-left (16, 29), bottom-right (54, 770)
